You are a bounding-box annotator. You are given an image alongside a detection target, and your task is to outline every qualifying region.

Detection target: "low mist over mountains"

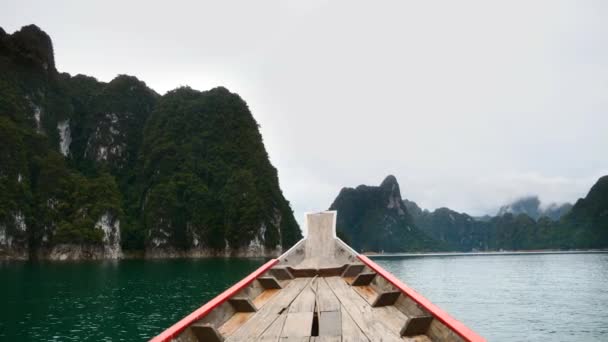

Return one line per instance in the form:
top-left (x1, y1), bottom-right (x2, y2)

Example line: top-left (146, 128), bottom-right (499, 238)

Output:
top-left (332, 175), bottom-right (608, 252)
top-left (496, 196), bottom-right (572, 221)
top-left (0, 25), bottom-right (301, 260)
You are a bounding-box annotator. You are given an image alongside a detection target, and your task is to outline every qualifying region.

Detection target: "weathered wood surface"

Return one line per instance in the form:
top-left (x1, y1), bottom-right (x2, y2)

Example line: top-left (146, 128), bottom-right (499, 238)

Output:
top-left (164, 212), bottom-right (478, 342)
top-left (351, 272), bottom-right (376, 286)
top-left (402, 336), bottom-right (433, 342)
top-left (340, 305), bottom-right (369, 342)
top-left (372, 290), bottom-right (401, 307)
top-left (225, 278), bottom-right (310, 341)
top-left (401, 316), bottom-right (434, 337)
top-left (301, 213), bottom-right (336, 269)
top-left (229, 297), bottom-right (257, 312)
top-left (190, 323), bottom-right (224, 342)
top-left (315, 279), bottom-right (340, 313)
top-left (218, 312), bottom-right (254, 336)
top-left (318, 311), bottom-right (341, 336)
top-left (258, 276), bottom-right (283, 289)
top-left (325, 276), bottom-right (404, 342)
top-left (257, 313), bottom-right (287, 342)
top-left (288, 286), bottom-right (316, 313)
top-left (253, 289), bottom-right (280, 310)
top-left (352, 285), bottom-right (378, 305)
top-left (311, 337), bottom-right (341, 342)
top-left (281, 312), bottom-right (313, 338)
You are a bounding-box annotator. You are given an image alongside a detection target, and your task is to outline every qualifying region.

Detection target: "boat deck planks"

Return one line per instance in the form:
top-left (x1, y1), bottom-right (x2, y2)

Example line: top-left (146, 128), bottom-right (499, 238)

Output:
top-left (225, 278), bottom-right (310, 341)
top-left (315, 279), bottom-right (340, 313)
top-left (253, 289), bottom-right (281, 309)
top-left (153, 212), bottom-right (484, 342)
top-left (325, 276), bottom-right (404, 342)
top-left (218, 312), bottom-right (254, 336)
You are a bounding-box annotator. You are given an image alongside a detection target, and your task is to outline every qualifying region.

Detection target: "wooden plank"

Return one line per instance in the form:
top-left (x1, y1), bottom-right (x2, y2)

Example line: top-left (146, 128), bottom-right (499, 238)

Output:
top-left (269, 267), bottom-right (294, 280)
top-left (325, 277), bottom-right (402, 342)
top-left (257, 313), bottom-right (287, 342)
top-left (229, 297), bottom-right (257, 312)
top-left (302, 213), bottom-right (336, 269)
top-left (352, 285), bottom-right (378, 305)
top-left (281, 312), bottom-right (313, 338)
top-left (401, 316), bottom-right (434, 337)
top-left (351, 272), bottom-right (376, 286)
top-left (342, 264), bottom-right (365, 277)
top-left (315, 280), bottom-right (340, 312)
top-left (190, 324), bottom-right (224, 342)
top-left (402, 336), bottom-right (433, 342)
top-left (394, 295), bottom-right (428, 318)
top-left (218, 312), bottom-right (254, 337)
top-left (195, 301), bottom-right (235, 330)
top-left (280, 338), bottom-right (309, 342)
top-left (427, 319), bottom-right (466, 342)
top-left (258, 276), bottom-right (283, 289)
top-left (311, 337), bottom-right (341, 342)
top-left (253, 289), bottom-right (280, 310)
top-left (226, 278), bottom-right (311, 342)
top-left (372, 291), bottom-right (401, 307)
top-left (289, 286), bottom-right (316, 313)
top-left (340, 305), bottom-right (369, 342)
top-left (373, 305), bottom-right (410, 337)
top-left (318, 311), bottom-right (341, 336)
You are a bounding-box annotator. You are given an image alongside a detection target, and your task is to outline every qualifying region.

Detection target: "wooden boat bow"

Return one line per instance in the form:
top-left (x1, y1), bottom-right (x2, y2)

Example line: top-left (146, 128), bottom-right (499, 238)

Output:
top-left (150, 211), bottom-right (485, 342)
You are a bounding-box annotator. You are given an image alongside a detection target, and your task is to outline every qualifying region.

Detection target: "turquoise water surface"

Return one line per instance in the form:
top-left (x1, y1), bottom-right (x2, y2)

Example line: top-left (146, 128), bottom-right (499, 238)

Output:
top-left (1, 253), bottom-right (607, 341)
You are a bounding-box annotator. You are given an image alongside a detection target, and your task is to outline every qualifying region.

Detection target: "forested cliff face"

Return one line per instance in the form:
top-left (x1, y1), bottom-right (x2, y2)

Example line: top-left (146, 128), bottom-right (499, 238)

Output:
top-left (334, 176), bottom-right (608, 253)
top-left (404, 176), bottom-right (608, 251)
top-left (0, 25), bottom-right (301, 260)
top-left (328, 175), bottom-right (438, 252)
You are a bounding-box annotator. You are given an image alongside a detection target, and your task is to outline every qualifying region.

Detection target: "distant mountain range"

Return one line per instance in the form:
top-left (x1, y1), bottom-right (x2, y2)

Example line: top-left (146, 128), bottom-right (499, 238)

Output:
top-left (331, 175), bottom-right (608, 252)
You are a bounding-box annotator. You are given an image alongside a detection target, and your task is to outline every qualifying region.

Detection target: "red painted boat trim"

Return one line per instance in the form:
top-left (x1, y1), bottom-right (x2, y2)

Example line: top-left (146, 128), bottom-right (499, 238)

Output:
top-left (149, 258), bottom-right (279, 342)
top-left (358, 255), bottom-right (486, 342)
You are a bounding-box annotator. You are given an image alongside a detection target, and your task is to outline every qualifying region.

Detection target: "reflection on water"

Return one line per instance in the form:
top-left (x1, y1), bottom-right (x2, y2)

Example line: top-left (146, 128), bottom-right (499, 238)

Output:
top-left (376, 253), bottom-right (608, 342)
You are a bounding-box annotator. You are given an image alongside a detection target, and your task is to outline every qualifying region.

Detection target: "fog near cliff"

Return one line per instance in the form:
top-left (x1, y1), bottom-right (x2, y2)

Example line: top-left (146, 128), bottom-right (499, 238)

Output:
top-left (3, 0), bottom-right (608, 228)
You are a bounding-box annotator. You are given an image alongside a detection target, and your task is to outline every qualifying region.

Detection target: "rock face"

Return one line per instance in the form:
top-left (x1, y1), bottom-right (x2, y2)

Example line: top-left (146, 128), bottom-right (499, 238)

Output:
top-left (330, 174), bottom-right (608, 253)
top-left (329, 175), bottom-right (437, 252)
top-left (0, 25), bottom-right (301, 260)
top-left (558, 176), bottom-right (608, 248)
top-left (403, 200), bottom-right (489, 251)
top-left (140, 87), bottom-right (300, 257)
top-left (497, 196), bottom-right (572, 221)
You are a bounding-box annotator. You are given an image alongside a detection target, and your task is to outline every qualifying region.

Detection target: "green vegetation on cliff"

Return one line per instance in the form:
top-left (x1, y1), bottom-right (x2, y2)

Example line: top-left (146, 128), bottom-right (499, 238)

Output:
top-left (405, 178), bottom-right (608, 252)
top-left (334, 175), bottom-right (608, 253)
top-left (0, 25), bottom-right (301, 258)
top-left (329, 175), bottom-right (438, 252)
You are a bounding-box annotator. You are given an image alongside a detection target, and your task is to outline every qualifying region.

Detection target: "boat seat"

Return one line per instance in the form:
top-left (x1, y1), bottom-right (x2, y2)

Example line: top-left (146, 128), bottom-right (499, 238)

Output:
top-left (228, 297), bottom-right (257, 312)
top-left (350, 272), bottom-right (376, 286)
top-left (342, 264), bottom-right (365, 277)
top-left (372, 290), bottom-right (401, 307)
top-left (190, 323), bottom-right (224, 342)
top-left (257, 276), bottom-right (282, 289)
top-left (268, 267), bottom-right (294, 280)
top-left (400, 315), bottom-right (434, 337)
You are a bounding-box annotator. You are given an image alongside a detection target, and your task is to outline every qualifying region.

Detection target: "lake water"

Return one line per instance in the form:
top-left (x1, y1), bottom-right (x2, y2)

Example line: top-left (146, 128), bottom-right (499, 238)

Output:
top-left (1, 253), bottom-right (607, 341)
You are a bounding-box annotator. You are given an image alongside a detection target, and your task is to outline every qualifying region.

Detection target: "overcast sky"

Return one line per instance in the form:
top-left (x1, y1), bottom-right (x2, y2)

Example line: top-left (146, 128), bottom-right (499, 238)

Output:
top-left (3, 0), bottom-right (608, 225)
